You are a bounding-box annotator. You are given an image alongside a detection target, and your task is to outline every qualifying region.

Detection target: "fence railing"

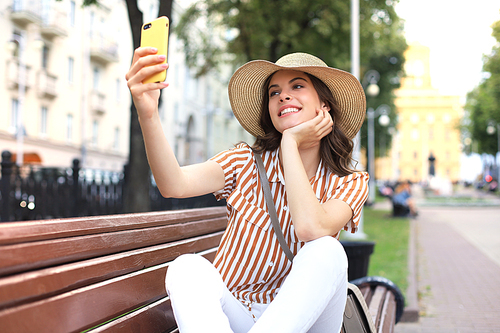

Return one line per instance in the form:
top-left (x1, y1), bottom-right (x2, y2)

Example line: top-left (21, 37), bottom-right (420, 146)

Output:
top-left (0, 150), bottom-right (225, 222)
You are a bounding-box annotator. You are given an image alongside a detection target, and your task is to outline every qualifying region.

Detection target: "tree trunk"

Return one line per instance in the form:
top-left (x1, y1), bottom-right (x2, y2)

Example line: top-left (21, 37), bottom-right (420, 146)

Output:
top-left (123, 0), bottom-right (173, 213)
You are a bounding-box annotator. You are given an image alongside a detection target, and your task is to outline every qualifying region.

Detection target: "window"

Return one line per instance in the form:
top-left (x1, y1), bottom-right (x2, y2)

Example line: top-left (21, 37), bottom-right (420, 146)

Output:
top-left (93, 67), bottom-right (100, 90)
top-left (113, 127), bottom-right (120, 150)
top-left (69, 0), bottom-right (76, 27)
top-left (116, 78), bottom-right (121, 101)
top-left (411, 128), bottom-right (419, 141)
top-left (42, 45), bottom-right (49, 69)
top-left (40, 106), bottom-right (48, 135)
top-left (92, 120), bottom-right (99, 146)
top-left (68, 57), bottom-right (74, 84)
top-left (11, 99), bottom-right (19, 132)
top-left (66, 114), bottom-right (73, 142)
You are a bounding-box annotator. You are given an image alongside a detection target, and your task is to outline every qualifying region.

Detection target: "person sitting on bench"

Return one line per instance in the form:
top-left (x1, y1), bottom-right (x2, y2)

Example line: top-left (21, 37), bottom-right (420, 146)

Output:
top-left (392, 181), bottom-right (418, 217)
top-left (126, 51), bottom-right (369, 332)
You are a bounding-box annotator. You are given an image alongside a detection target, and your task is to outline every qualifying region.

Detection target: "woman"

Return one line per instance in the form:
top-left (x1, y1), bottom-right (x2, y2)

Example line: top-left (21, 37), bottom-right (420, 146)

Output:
top-left (126, 50), bottom-right (369, 333)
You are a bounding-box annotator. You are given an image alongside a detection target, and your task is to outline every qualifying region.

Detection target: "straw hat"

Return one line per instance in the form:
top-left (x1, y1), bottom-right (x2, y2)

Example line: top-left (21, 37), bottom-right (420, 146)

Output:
top-left (228, 52), bottom-right (366, 139)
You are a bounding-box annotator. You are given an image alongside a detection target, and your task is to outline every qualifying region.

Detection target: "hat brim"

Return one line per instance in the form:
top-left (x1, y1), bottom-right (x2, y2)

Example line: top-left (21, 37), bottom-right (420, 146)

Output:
top-left (228, 60), bottom-right (366, 139)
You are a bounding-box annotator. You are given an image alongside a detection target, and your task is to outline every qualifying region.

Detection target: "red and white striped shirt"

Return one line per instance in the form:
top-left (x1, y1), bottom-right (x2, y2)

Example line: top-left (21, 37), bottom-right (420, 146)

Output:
top-left (210, 143), bottom-right (369, 306)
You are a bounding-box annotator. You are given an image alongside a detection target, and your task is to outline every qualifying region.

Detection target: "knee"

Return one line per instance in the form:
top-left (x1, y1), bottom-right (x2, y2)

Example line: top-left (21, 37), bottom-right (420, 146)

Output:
top-left (297, 236), bottom-right (348, 272)
top-left (166, 254), bottom-right (209, 293)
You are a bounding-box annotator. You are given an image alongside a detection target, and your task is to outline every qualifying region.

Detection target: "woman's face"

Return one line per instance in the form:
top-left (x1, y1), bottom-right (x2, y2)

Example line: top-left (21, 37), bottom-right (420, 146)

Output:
top-left (267, 70), bottom-right (330, 133)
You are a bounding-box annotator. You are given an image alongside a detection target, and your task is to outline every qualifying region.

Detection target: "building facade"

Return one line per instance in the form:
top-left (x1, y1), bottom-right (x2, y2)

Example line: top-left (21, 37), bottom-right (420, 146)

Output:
top-left (383, 43), bottom-right (463, 183)
top-left (1, 0), bottom-right (251, 172)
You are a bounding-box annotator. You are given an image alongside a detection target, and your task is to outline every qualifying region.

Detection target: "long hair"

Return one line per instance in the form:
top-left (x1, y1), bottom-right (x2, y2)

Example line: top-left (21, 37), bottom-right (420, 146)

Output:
top-left (252, 72), bottom-right (356, 177)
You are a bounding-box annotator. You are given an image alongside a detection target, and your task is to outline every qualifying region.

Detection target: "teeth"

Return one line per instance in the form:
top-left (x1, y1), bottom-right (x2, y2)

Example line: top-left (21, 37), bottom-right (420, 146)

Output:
top-left (280, 108), bottom-right (300, 116)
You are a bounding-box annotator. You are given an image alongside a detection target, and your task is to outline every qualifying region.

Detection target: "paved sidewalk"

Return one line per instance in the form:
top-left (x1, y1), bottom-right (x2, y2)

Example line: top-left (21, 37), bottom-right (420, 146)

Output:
top-left (395, 205), bottom-right (500, 333)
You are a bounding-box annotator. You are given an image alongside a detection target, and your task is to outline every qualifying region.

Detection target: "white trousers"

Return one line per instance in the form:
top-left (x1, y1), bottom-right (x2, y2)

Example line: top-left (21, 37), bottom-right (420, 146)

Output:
top-left (165, 236), bottom-right (348, 333)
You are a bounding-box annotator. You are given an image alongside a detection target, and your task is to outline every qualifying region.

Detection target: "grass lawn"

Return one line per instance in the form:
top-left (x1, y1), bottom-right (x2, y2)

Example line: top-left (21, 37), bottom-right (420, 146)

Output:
top-left (342, 207), bottom-right (410, 299)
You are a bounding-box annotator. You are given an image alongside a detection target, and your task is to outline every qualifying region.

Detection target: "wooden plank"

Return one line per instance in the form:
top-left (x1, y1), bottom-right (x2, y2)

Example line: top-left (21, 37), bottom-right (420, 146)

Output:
top-left (359, 285), bottom-right (373, 306)
top-left (0, 248), bottom-right (217, 333)
top-left (0, 217), bottom-right (226, 276)
top-left (89, 297), bottom-right (177, 333)
top-left (378, 291), bottom-right (396, 333)
top-left (368, 286), bottom-right (386, 329)
top-left (0, 233), bottom-right (223, 309)
top-left (0, 207), bottom-right (227, 245)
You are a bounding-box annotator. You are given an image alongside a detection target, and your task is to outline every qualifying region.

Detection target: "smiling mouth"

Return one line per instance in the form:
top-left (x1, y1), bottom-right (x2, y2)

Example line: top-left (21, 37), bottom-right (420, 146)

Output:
top-left (279, 107), bottom-right (301, 117)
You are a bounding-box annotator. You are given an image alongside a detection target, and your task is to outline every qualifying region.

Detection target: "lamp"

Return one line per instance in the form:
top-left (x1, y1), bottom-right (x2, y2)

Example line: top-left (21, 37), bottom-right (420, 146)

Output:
top-left (367, 105), bottom-right (391, 204)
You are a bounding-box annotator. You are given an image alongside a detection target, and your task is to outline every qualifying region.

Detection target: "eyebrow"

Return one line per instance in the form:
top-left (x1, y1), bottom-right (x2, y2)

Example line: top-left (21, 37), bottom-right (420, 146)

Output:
top-left (268, 77), bottom-right (308, 91)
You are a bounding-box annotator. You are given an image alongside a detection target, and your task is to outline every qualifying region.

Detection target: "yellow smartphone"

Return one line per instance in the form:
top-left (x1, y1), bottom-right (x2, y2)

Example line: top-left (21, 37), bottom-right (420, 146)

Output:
top-left (140, 16), bottom-right (169, 83)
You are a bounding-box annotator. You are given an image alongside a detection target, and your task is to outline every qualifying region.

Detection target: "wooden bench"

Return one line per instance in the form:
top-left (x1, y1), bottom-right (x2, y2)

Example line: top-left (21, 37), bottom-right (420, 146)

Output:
top-left (0, 207), bottom-right (403, 333)
top-left (348, 276), bottom-right (405, 333)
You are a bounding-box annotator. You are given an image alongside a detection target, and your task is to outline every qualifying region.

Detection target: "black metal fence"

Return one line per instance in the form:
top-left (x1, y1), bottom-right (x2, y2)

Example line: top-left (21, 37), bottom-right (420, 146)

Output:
top-left (0, 150), bottom-right (225, 222)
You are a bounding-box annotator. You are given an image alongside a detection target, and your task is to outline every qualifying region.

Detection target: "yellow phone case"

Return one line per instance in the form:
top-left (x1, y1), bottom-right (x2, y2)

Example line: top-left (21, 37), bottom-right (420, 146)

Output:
top-left (140, 16), bottom-right (169, 83)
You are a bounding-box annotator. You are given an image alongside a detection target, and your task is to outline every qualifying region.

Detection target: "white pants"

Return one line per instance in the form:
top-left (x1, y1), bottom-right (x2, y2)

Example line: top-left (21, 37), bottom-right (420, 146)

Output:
top-left (165, 236), bottom-right (348, 333)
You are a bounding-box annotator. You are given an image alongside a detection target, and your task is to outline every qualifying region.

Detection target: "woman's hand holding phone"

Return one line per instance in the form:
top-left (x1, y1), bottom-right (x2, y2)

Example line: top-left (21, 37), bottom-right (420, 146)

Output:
top-left (125, 47), bottom-right (169, 120)
top-left (126, 16), bottom-right (170, 121)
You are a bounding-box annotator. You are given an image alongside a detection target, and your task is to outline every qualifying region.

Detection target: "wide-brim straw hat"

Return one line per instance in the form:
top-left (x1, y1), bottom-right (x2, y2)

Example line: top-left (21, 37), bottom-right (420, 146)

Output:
top-left (228, 52), bottom-right (366, 139)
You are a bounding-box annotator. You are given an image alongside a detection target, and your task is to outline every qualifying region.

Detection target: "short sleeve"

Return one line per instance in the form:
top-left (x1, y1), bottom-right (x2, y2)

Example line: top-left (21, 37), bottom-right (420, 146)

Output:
top-left (209, 143), bottom-right (253, 201)
top-left (326, 172), bottom-right (369, 234)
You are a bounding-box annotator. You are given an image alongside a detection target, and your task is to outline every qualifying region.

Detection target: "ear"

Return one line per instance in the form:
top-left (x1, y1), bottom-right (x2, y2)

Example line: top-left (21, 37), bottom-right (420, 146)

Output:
top-left (321, 102), bottom-right (330, 112)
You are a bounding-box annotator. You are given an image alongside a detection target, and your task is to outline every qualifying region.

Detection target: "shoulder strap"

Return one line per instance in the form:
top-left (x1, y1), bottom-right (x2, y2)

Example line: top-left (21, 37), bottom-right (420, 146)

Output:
top-left (255, 152), bottom-right (295, 262)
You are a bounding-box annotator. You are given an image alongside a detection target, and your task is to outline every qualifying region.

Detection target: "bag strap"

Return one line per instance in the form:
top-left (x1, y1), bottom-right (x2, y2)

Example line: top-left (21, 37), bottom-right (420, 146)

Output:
top-left (255, 152), bottom-right (295, 262)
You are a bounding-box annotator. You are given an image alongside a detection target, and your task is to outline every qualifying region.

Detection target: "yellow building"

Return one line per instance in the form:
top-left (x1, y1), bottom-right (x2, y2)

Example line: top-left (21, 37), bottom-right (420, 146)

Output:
top-left (379, 43), bottom-right (463, 183)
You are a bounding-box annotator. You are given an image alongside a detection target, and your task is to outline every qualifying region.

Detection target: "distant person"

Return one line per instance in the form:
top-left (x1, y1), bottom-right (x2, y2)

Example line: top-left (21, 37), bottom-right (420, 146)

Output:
top-left (392, 181), bottom-right (418, 217)
top-left (126, 51), bottom-right (369, 332)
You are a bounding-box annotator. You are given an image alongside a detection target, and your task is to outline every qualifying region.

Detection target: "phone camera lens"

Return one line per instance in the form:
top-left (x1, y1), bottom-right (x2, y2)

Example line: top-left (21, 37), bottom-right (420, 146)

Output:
top-left (144, 23), bottom-right (152, 30)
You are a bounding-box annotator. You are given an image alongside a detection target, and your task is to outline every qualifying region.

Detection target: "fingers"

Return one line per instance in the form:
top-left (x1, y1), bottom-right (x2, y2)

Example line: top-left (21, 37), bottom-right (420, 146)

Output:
top-left (314, 109), bottom-right (333, 134)
top-left (126, 46), bottom-right (169, 95)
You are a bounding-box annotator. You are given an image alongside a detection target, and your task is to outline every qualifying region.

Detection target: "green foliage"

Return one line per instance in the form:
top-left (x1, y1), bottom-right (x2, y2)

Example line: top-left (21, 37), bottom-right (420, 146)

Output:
top-left (464, 19), bottom-right (500, 155)
top-left (176, 0), bottom-right (406, 156)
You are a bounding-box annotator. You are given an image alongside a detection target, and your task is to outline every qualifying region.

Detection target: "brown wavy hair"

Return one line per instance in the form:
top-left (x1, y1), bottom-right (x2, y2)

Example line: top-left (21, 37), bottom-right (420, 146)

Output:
top-left (252, 72), bottom-right (356, 177)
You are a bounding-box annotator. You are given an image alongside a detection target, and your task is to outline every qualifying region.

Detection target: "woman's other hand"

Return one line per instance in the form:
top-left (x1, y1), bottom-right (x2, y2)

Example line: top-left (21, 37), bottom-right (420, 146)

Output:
top-left (125, 47), bottom-right (169, 120)
top-left (282, 109), bottom-right (333, 150)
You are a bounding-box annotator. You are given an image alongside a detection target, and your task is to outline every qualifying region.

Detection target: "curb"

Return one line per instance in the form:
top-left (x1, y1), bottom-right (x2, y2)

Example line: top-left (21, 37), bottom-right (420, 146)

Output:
top-left (399, 218), bottom-right (419, 322)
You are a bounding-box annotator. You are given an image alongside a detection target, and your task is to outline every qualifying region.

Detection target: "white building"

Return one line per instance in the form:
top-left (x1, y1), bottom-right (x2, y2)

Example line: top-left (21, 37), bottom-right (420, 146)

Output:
top-left (1, 0), bottom-right (251, 172)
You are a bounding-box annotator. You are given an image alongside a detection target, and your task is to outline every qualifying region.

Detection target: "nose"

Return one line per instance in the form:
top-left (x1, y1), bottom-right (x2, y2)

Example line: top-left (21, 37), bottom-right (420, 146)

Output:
top-left (279, 93), bottom-right (291, 102)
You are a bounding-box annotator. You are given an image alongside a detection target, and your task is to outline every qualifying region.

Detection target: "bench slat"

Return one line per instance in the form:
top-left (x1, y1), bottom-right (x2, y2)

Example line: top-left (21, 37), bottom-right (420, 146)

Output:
top-left (0, 217), bottom-right (226, 277)
top-left (0, 248), bottom-right (217, 333)
top-left (0, 207), bottom-right (226, 245)
top-left (378, 291), bottom-right (396, 333)
top-left (0, 232), bottom-right (223, 309)
top-left (89, 297), bottom-right (176, 333)
top-left (368, 286), bottom-right (386, 328)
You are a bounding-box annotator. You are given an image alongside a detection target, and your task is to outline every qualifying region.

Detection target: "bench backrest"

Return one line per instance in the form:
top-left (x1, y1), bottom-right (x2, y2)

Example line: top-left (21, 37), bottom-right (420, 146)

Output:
top-left (0, 207), bottom-right (227, 333)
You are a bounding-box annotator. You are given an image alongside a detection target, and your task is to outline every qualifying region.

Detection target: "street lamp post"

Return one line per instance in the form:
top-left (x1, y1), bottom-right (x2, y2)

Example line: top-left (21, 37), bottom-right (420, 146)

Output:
top-left (9, 32), bottom-right (27, 167)
top-left (367, 105), bottom-right (391, 204)
top-left (487, 121), bottom-right (500, 182)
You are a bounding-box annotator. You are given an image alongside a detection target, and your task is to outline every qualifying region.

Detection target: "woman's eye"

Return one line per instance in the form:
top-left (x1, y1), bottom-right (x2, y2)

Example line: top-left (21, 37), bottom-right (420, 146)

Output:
top-left (293, 84), bottom-right (304, 89)
top-left (269, 91), bottom-right (279, 97)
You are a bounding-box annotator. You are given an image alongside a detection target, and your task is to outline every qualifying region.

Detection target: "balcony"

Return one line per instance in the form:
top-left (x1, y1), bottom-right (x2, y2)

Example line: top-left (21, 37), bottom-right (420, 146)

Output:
top-left (5, 59), bottom-right (32, 90)
top-left (10, 0), bottom-right (42, 26)
top-left (90, 34), bottom-right (119, 64)
top-left (41, 9), bottom-right (68, 39)
top-left (90, 91), bottom-right (106, 115)
top-left (37, 70), bottom-right (58, 99)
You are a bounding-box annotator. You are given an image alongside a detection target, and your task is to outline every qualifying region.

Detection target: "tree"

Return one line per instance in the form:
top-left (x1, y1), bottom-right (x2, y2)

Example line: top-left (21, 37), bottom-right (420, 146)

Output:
top-left (77, 0), bottom-right (173, 212)
top-left (464, 19), bottom-right (500, 155)
top-left (175, 0), bottom-right (407, 158)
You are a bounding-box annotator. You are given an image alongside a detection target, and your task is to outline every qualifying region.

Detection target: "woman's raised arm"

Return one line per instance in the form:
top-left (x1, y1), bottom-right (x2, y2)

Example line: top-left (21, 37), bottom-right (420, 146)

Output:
top-left (125, 47), bottom-right (225, 198)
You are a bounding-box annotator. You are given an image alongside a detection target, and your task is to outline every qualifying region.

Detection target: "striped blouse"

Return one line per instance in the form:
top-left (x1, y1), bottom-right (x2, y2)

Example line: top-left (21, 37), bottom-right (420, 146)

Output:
top-left (210, 143), bottom-right (369, 306)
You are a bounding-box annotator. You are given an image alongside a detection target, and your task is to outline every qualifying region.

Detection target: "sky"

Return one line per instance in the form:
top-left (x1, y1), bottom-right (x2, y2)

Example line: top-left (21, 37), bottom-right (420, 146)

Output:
top-left (395, 0), bottom-right (500, 98)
